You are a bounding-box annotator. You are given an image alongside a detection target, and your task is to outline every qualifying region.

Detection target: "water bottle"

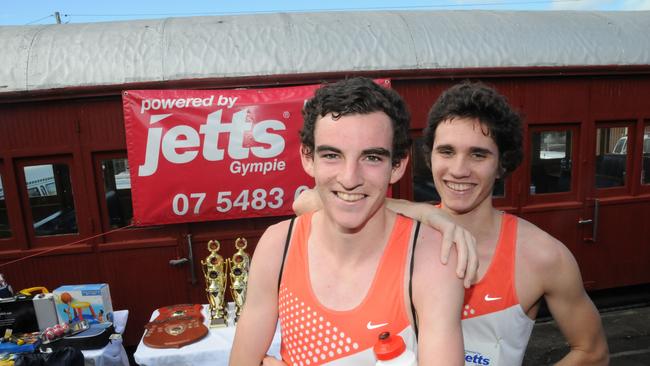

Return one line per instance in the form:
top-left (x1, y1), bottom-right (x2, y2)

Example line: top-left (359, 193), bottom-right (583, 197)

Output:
top-left (373, 331), bottom-right (417, 366)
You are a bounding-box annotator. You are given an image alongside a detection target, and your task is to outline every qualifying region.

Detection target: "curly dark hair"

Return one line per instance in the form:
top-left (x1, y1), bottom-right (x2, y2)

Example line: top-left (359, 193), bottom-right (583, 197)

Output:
top-left (423, 81), bottom-right (523, 177)
top-left (300, 77), bottom-right (411, 167)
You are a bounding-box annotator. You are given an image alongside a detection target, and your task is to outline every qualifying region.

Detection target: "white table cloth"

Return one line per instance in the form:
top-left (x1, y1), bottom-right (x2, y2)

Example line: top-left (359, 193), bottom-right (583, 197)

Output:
top-left (134, 305), bottom-right (281, 366)
top-left (81, 310), bottom-right (129, 366)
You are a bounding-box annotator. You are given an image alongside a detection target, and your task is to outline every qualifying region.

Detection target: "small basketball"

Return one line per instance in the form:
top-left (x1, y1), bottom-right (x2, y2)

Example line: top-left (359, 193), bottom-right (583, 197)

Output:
top-left (60, 292), bottom-right (72, 304)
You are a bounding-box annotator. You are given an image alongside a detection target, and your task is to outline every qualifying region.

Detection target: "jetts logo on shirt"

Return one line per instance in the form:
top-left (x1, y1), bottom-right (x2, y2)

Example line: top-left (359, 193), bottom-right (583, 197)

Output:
top-left (465, 351), bottom-right (491, 365)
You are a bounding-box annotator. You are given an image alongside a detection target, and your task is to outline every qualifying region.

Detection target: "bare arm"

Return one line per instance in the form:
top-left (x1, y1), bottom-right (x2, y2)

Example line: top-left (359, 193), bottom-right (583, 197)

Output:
top-left (536, 238), bottom-right (609, 365)
top-left (229, 221), bottom-right (290, 366)
top-left (412, 225), bottom-right (465, 366)
top-left (293, 190), bottom-right (478, 287)
top-left (387, 198), bottom-right (477, 288)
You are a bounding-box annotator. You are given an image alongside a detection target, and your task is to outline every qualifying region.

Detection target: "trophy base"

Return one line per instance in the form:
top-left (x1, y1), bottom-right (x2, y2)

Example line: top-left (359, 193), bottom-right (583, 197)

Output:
top-left (209, 317), bottom-right (227, 328)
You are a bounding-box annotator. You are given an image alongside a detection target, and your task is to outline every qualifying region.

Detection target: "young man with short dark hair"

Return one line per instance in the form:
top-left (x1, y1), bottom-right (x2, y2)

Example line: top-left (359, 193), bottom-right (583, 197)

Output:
top-left (230, 77), bottom-right (465, 366)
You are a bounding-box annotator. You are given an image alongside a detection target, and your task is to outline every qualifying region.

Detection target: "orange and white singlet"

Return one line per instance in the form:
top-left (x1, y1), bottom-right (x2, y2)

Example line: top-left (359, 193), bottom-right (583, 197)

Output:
top-left (278, 213), bottom-right (418, 366)
top-left (461, 213), bottom-right (535, 366)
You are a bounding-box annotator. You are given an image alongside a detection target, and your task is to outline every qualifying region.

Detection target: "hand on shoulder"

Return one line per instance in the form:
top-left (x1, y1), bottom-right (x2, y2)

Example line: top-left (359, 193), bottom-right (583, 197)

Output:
top-left (387, 198), bottom-right (478, 288)
top-left (413, 224), bottom-right (464, 283)
top-left (292, 188), bottom-right (321, 215)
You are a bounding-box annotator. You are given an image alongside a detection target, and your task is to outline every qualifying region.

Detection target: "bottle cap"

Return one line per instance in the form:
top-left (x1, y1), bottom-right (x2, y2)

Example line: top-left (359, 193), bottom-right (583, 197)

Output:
top-left (373, 331), bottom-right (406, 361)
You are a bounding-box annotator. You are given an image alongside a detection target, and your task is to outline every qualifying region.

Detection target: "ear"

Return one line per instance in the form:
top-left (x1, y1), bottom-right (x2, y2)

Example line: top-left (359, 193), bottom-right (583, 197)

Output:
top-left (497, 163), bottom-right (506, 179)
top-left (300, 144), bottom-right (315, 178)
top-left (389, 155), bottom-right (409, 184)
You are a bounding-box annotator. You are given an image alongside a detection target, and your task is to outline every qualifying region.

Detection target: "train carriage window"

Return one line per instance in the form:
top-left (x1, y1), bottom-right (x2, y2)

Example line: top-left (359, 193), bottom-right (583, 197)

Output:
top-left (595, 126), bottom-right (628, 188)
top-left (412, 138), bottom-right (439, 202)
top-left (641, 123), bottom-right (650, 184)
top-left (0, 173), bottom-right (11, 238)
top-left (530, 130), bottom-right (572, 194)
top-left (100, 158), bottom-right (133, 228)
top-left (23, 164), bottom-right (78, 236)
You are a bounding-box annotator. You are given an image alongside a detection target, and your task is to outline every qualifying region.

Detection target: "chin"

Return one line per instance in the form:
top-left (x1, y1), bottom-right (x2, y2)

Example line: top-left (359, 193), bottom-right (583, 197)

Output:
top-left (327, 206), bottom-right (376, 231)
top-left (333, 213), bottom-right (368, 231)
top-left (442, 200), bottom-right (476, 215)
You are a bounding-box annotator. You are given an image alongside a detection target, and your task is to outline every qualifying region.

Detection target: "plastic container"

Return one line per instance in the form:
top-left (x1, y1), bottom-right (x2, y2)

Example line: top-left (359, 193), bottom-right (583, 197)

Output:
top-left (373, 331), bottom-right (417, 366)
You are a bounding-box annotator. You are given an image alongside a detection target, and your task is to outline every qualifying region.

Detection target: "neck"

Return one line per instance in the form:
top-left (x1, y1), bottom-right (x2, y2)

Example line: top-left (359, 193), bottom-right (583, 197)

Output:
top-left (311, 207), bottom-right (395, 264)
top-left (445, 201), bottom-right (501, 242)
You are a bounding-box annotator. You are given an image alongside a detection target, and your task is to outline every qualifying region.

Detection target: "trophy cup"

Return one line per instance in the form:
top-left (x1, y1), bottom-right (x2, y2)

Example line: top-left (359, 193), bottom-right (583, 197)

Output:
top-left (228, 237), bottom-right (251, 322)
top-left (201, 240), bottom-right (227, 328)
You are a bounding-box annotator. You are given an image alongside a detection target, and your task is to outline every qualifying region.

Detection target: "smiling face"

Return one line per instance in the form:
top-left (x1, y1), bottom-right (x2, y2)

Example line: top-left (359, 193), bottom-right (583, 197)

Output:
top-left (430, 117), bottom-right (500, 216)
top-left (301, 111), bottom-right (407, 232)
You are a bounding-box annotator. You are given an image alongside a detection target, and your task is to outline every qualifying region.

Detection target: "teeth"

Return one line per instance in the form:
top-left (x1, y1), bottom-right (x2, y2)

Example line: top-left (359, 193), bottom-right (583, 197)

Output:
top-left (446, 182), bottom-right (473, 192)
top-left (336, 192), bottom-right (364, 202)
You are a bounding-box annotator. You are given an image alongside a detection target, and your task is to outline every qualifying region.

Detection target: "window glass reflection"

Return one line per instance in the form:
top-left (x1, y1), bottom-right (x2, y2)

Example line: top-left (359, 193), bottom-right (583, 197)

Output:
top-left (595, 127), bottom-right (628, 188)
top-left (101, 158), bottom-right (133, 228)
top-left (530, 131), bottom-right (572, 194)
top-left (0, 174), bottom-right (11, 238)
top-left (412, 139), bottom-right (439, 202)
top-left (24, 164), bottom-right (78, 236)
top-left (641, 124), bottom-right (650, 184)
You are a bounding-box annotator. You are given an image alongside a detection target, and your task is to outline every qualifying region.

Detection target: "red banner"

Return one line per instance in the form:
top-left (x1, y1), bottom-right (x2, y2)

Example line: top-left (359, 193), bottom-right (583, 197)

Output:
top-left (122, 85), bottom-right (321, 225)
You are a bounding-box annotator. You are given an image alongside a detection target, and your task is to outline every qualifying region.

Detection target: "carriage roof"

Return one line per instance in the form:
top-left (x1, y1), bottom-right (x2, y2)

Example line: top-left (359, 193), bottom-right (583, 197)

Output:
top-left (1, 10), bottom-right (649, 93)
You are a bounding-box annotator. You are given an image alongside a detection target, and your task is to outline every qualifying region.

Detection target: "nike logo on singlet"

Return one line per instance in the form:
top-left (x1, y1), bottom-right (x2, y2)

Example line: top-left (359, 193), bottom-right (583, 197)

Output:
top-left (484, 294), bottom-right (502, 302)
top-left (366, 321), bottom-right (388, 330)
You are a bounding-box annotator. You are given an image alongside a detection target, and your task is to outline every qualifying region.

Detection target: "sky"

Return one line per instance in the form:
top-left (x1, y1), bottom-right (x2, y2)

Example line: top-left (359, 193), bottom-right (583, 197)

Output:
top-left (1, 0), bottom-right (649, 26)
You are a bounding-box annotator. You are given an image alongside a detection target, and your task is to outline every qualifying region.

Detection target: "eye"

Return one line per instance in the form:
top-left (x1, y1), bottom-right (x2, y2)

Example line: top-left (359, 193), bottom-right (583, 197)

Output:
top-left (470, 149), bottom-right (491, 160)
top-left (364, 155), bottom-right (383, 163)
top-left (437, 148), bottom-right (454, 157)
top-left (320, 153), bottom-right (339, 160)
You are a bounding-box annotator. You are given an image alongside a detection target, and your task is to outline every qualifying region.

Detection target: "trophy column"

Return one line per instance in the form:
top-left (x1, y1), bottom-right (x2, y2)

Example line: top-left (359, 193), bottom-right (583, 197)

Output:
top-left (229, 237), bottom-right (250, 322)
top-left (201, 240), bottom-right (227, 328)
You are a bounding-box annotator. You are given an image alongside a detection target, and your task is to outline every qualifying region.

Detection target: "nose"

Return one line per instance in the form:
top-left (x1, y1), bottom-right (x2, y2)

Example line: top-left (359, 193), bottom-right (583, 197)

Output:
top-left (448, 155), bottom-right (471, 178)
top-left (337, 159), bottom-right (363, 190)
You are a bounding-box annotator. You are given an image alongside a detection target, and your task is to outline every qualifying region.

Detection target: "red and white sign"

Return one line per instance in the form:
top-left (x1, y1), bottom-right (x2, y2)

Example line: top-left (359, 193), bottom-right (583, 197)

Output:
top-left (122, 85), bottom-right (320, 225)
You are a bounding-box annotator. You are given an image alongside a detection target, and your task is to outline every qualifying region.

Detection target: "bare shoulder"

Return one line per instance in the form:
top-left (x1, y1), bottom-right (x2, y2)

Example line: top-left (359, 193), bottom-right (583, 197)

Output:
top-left (409, 222), bottom-right (464, 364)
top-left (244, 218), bottom-right (296, 301)
top-left (515, 217), bottom-right (579, 276)
top-left (251, 218), bottom-right (295, 271)
top-left (410, 220), bottom-right (464, 330)
top-left (257, 219), bottom-right (293, 249)
top-left (413, 222), bottom-right (443, 263)
top-left (413, 222), bottom-right (458, 279)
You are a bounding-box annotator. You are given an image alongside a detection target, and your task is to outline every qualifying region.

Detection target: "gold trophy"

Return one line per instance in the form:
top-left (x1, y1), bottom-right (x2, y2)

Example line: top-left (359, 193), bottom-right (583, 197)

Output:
top-left (201, 240), bottom-right (227, 328)
top-left (228, 237), bottom-right (251, 321)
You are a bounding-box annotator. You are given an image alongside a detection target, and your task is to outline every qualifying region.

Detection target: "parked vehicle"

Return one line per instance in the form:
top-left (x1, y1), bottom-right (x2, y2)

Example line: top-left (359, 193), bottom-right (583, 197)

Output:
top-left (596, 134), bottom-right (650, 187)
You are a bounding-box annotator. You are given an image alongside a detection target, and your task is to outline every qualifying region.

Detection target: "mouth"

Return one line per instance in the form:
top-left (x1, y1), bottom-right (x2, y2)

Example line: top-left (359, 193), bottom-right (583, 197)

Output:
top-left (444, 181), bottom-right (475, 192)
top-left (335, 191), bottom-right (366, 202)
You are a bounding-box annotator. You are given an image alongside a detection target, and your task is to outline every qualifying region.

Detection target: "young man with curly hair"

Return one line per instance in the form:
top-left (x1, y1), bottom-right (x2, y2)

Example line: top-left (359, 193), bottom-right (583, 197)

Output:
top-left (230, 77), bottom-right (466, 366)
top-left (393, 82), bottom-right (609, 365)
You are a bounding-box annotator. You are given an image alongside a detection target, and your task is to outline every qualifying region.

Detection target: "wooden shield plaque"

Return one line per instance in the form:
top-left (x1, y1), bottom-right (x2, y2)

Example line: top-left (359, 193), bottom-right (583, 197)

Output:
top-left (143, 304), bottom-right (209, 348)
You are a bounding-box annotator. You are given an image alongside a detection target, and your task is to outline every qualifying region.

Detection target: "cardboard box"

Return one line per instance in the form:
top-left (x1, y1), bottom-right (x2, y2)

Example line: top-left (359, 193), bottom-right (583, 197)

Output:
top-left (53, 284), bottom-right (113, 325)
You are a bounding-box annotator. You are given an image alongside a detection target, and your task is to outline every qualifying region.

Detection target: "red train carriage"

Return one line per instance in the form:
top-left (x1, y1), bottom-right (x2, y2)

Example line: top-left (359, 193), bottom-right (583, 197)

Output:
top-left (1, 10), bottom-right (649, 346)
